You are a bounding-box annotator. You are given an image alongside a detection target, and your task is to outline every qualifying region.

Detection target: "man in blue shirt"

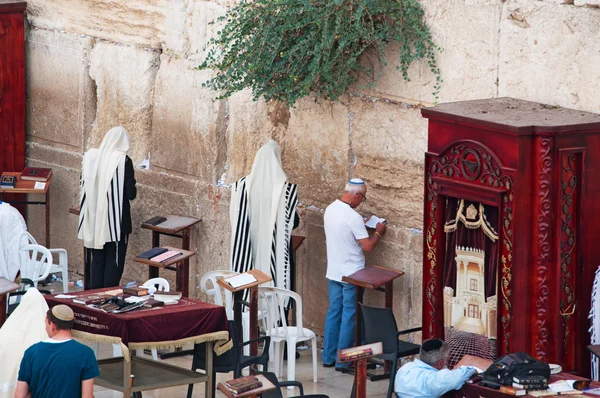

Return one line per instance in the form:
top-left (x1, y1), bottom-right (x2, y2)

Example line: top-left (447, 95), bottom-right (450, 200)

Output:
top-left (395, 339), bottom-right (476, 398)
top-left (15, 305), bottom-right (99, 398)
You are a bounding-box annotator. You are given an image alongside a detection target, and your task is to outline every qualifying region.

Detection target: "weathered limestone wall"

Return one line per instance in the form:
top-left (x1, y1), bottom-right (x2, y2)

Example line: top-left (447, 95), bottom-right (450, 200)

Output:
top-left (24, 0), bottom-right (600, 336)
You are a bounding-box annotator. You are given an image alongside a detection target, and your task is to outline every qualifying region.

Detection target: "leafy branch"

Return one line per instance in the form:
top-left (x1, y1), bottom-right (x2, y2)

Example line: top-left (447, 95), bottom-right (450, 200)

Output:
top-left (198, 0), bottom-right (441, 107)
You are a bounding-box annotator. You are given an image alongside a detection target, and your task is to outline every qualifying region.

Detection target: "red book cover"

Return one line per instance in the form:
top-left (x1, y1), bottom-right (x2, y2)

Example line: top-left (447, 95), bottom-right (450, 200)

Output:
top-left (21, 167), bottom-right (52, 181)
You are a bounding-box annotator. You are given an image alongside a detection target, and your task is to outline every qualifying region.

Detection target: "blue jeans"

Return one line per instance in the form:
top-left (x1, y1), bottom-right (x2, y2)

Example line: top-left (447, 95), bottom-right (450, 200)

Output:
top-left (322, 280), bottom-right (356, 367)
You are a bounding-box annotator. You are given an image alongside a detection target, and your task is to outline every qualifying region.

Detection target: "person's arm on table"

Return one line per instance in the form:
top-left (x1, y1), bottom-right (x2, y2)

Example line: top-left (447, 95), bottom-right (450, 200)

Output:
top-left (81, 378), bottom-right (94, 398)
top-left (358, 222), bottom-right (387, 252)
top-left (424, 367), bottom-right (476, 397)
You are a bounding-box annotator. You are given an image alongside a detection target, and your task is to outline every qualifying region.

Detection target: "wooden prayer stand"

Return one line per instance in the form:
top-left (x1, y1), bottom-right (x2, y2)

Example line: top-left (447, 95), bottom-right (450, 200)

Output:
top-left (217, 374), bottom-right (276, 398)
top-left (0, 277), bottom-right (20, 327)
top-left (339, 342), bottom-right (383, 398)
top-left (342, 265), bottom-right (404, 380)
top-left (218, 269), bottom-right (272, 356)
top-left (141, 215), bottom-right (201, 298)
top-left (1, 172), bottom-right (53, 247)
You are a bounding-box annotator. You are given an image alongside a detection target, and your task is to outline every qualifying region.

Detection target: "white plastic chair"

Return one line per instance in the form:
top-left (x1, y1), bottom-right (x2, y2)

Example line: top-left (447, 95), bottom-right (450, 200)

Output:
top-left (135, 278), bottom-right (171, 360)
top-left (19, 244), bottom-right (53, 287)
top-left (23, 232), bottom-right (69, 293)
top-left (201, 270), bottom-right (264, 356)
top-left (258, 286), bottom-right (317, 387)
top-left (142, 277), bottom-right (170, 293)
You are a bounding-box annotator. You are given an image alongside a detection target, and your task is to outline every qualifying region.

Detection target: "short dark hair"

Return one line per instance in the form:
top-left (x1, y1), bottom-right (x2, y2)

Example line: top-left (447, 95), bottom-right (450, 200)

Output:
top-left (46, 308), bottom-right (75, 330)
top-left (420, 338), bottom-right (450, 366)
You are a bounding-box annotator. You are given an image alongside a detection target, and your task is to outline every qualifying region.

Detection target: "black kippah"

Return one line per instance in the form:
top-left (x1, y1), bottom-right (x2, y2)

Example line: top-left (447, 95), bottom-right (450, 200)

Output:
top-left (422, 339), bottom-right (443, 352)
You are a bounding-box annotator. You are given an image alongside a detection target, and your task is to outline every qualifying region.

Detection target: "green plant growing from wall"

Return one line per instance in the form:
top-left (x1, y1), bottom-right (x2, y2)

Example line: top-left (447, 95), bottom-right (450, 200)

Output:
top-left (198, 0), bottom-right (441, 107)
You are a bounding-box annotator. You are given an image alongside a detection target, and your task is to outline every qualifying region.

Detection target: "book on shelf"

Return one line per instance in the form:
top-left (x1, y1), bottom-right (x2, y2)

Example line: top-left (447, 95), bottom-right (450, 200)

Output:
top-left (123, 286), bottom-right (150, 296)
top-left (0, 174), bottom-right (16, 189)
top-left (150, 250), bottom-right (183, 263)
top-left (142, 216), bottom-right (167, 226)
top-left (138, 247), bottom-right (168, 260)
top-left (224, 375), bottom-right (263, 394)
top-left (21, 167), bottom-right (52, 182)
top-left (73, 294), bottom-right (111, 305)
top-left (154, 291), bottom-right (182, 304)
top-left (499, 386), bottom-right (526, 396)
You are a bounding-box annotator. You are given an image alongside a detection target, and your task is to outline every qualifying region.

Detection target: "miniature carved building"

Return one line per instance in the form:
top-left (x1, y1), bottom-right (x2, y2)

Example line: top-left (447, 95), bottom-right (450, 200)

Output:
top-left (421, 98), bottom-right (600, 374)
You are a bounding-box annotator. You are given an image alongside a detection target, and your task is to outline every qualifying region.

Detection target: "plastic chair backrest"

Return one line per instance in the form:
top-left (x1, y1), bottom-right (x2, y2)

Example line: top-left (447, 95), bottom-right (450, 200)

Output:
top-left (19, 244), bottom-right (53, 286)
top-left (200, 270), bottom-right (238, 318)
top-left (258, 286), bottom-right (305, 340)
top-left (142, 277), bottom-right (170, 292)
top-left (359, 303), bottom-right (398, 354)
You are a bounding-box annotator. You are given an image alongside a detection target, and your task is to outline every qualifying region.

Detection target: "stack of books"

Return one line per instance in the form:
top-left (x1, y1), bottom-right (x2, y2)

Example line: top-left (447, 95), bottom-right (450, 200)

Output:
top-left (512, 375), bottom-right (548, 391)
top-left (223, 375), bottom-right (263, 395)
top-left (153, 291), bottom-right (182, 304)
top-left (499, 386), bottom-right (526, 396)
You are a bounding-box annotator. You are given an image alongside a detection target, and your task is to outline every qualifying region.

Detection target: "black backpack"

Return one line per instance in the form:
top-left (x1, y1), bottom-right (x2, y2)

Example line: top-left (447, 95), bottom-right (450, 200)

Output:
top-left (480, 352), bottom-right (550, 389)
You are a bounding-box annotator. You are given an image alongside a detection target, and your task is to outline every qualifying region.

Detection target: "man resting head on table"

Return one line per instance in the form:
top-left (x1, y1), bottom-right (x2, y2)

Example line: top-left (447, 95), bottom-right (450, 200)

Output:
top-left (395, 339), bottom-right (476, 398)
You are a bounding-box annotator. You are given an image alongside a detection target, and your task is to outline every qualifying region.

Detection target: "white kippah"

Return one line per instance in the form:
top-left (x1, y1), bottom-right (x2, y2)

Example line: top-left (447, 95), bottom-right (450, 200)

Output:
top-left (349, 178), bottom-right (365, 185)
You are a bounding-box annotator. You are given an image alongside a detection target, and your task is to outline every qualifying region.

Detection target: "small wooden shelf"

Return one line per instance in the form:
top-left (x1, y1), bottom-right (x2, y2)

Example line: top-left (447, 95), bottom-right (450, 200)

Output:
top-left (96, 356), bottom-right (208, 393)
top-left (0, 171), bottom-right (52, 194)
top-left (134, 246), bottom-right (195, 268)
top-left (141, 215), bottom-right (201, 235)
top-left (217, 269), bottom-right (272, 293)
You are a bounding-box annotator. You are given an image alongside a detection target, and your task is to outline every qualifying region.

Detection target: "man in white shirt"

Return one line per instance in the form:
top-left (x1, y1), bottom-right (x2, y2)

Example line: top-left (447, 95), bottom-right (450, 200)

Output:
top-left (322, 178), bottom-right (387, 370)
top-left (395, 339), bottom-right (476, 398)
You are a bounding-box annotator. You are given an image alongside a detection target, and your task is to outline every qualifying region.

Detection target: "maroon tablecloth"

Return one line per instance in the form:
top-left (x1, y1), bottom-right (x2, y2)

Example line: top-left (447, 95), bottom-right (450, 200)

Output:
top-left (46, 288), bottom-right (228, 346)
top-left (444, 373), bottom-right (600, 398)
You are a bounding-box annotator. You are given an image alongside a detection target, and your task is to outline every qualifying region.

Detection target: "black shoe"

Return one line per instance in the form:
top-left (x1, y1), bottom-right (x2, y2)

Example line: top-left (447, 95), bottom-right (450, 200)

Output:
top-left (335, 366), bottom-right (353, 374)
top-left (323, 362), bottom-right (335, 368)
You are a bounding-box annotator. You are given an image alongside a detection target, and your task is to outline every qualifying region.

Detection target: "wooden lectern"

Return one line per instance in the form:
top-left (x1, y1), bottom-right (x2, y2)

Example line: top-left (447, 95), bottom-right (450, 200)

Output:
top-left (342, 265), bottom-right (404, 379)
top-left (338, 342), bottom-right (383, 398)
top-left (218, 269), bottom-right (272, 356)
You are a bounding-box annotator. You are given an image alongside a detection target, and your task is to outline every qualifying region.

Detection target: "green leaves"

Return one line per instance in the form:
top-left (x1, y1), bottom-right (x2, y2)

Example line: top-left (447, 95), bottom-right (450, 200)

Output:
top-left (198, 0), bottom-right (440, 106)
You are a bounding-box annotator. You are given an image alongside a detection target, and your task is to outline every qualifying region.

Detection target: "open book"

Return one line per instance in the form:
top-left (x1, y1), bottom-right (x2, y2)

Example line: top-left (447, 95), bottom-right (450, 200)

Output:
top-left (225, 273), bottom-right (258, 289)
top-left (365, 215), bottom-right (386, 229)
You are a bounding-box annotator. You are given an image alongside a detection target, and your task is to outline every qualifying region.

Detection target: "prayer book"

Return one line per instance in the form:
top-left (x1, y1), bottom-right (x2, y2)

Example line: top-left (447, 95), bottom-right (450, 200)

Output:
top-left (154, 291), bottom-right (182, 304)
top-left (365, 215), bottom-right (386, 229)
top-left (150, 250), bottom-right (183, 263)
top-left (453, 354), bottom-right (492, 373)
top-left (21, 167), bottom-right (52, 182)
top-left (225, 273), bottom-right (257, 289)
top-left (143, 299), bottom-right (164, 308)
top-left (338, 347), bottom-right (373, 362)
top-left (224, 375), bottom-right (263, 394)
top-left (138, 247), bottom-right (168, 260)
top-left (123, 286), bottom-right (150, 296)
top-left (142, 216), bottom-right (167, 226)
top-left (528, 390), bottom-right (558, 397)
top-left (499, 386), bottom-right (527, 396)
top-left (73, 294), bottom-right (111, 305)
top-left (0, 174), bottom-right (16, 189)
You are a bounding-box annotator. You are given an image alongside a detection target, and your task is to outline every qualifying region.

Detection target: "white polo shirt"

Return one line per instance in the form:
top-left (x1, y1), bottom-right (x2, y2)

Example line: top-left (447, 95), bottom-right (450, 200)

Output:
top-left (324, 199), bottom-right (369, 282)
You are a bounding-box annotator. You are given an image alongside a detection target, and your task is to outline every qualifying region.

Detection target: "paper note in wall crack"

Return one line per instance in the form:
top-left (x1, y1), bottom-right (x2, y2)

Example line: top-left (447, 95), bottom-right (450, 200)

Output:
top-left (365, 215), bottom-right (386, 229)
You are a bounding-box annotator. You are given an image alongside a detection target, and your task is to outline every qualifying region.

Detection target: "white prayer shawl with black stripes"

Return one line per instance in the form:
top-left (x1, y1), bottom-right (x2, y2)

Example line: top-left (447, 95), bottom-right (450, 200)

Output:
top-left (78, 127), bottom-right (129, 249)
top-left (229, 140), bottom-right (298, 291)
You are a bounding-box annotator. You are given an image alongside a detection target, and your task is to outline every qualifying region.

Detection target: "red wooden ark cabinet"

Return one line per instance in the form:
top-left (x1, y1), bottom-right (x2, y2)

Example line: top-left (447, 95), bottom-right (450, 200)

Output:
top-left (421, 98), bottom-right (600, 375)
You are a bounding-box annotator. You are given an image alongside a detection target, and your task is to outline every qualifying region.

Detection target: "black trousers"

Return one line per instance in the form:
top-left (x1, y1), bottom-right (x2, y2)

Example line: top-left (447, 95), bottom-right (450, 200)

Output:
top-left (90, 233), bottom-right (128, 289)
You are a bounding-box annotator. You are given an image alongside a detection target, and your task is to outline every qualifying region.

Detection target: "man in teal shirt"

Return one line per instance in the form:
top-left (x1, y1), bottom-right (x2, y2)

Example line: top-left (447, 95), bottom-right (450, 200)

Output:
top-left (15, 305), bottom-right (99, 398)
top-left (395, 339), bottom-right (476, 398)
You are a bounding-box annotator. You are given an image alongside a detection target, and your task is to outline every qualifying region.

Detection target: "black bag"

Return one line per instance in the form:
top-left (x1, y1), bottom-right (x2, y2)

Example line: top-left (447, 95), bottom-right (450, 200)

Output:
top-left (480, 352), bottom-right (550, 388)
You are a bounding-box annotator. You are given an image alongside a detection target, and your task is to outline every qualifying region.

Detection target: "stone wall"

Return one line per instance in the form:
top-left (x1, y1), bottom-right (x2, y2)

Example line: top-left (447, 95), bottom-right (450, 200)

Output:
top-left (23, 0), bottom-right (600, 337)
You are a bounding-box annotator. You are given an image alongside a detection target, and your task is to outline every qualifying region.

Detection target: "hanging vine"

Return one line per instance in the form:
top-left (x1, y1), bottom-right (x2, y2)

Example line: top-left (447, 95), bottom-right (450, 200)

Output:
top-left (198, 0), bottom-right (441, 107)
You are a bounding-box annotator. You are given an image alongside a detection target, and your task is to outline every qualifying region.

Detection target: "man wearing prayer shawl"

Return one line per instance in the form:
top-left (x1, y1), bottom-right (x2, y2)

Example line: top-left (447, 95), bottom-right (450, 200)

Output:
top-left (0, 288), bottom-right (48, 398)
top-left (78, 127), bottom-right (137, 288)
top-left (0, 201), bottom-right (27, 283)
top-left (229, 140), bottom-right (299, 294)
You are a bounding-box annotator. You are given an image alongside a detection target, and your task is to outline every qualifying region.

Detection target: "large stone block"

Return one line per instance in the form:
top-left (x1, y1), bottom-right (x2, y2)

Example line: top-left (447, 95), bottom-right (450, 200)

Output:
top-left (89, 42), bottom-right (160, 163)
top-left (26, 29), bottom-right (95, 151)
top-left (354, 0), bottom-right (502, 105)
top-left (499, 0), bottom-right (600, 112)
top-left (151, 56), bottom-right (226, 182)
top-left (26, 0), bottom-right (167, 48)
top-left (350, 99), bottom-right (426, 228)
top-left (281, 98), bottom-right (351, 209)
